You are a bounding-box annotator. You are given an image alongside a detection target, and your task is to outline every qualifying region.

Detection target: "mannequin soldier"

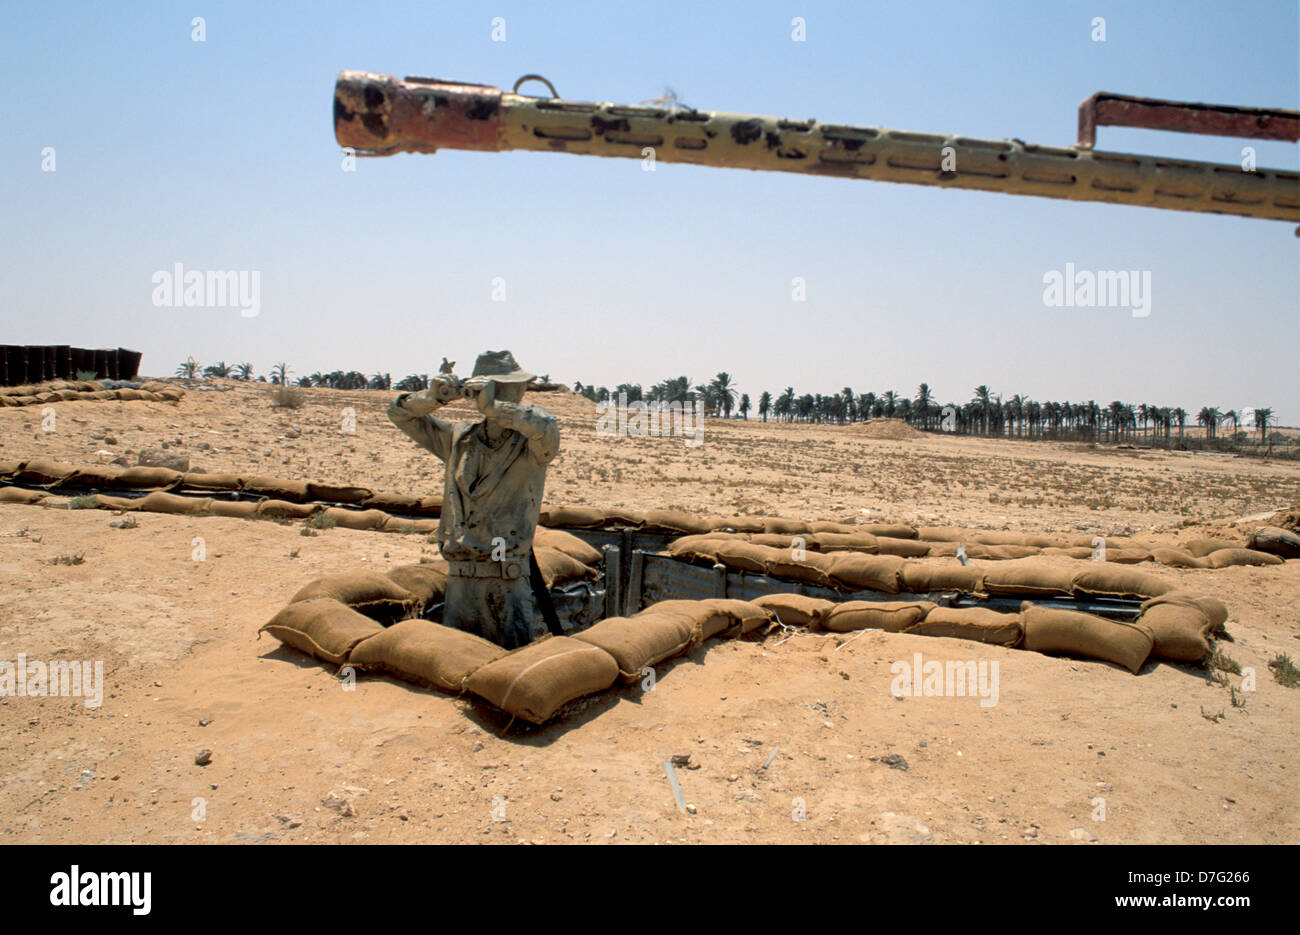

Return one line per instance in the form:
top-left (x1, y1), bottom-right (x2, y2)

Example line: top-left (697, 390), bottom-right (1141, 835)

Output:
top-left (387, 351), bottom-right (559, 649)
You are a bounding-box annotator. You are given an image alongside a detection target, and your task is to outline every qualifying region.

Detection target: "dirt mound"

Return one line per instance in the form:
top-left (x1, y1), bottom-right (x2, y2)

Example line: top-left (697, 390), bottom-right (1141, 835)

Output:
top-left (852, 418), bottom-right (925, 440)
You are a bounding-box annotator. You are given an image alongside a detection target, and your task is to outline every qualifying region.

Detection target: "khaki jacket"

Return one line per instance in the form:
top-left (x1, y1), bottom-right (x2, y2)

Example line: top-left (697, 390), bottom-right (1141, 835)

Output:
top-left (388, 392), bottom-right (559, 563)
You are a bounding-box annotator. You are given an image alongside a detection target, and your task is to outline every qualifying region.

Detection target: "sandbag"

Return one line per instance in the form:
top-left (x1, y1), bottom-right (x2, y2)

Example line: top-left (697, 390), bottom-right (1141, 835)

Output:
top-left (0, 460), bottom-right (24, 479)
top-left (926, 541), bottom-right (961, 557)
top-left (243, 475), bottom-right (311, 502)
top-left (136, 491), bottom-right (213, 516)
top-left (1104, 548), bottom-right (1153, 564)
top-left (665, 534), bottom-right (725, 564)
top-left (362, 490), bottom-right (424, 513)
top-left (602, 506), bottom-right (646, 527)
top-left (714, 540), bottom-right (779, 574)
top-left (1023, 534), bottom-right (1068, 549)
top-left (810, 531), bottom-right (879, 554)
top-left (752, 593), bottom-right (834, 628)
top-left (719, 515), bottom-right (765, 533)
top-left (699, 598), bottom-right (773, 635)
top-left (574, 612), bottom-right (696, 680)
top-left (1136, 596), bottom-right (1214, 662)
top-left (905, 607), bottom-right (1022, 646)
top-left (534, 527), bottom-right (603, 566)
top-left (180, 472), bottom-right (243, 492)
top-left (413, 495), bottom-right (442, 516)
top-left (968, 531), bottom-right (1028, 546)
top-left (1041, 546), bottom-right (1094, 560)
top-left (635, 599), bottom-right (732, 641)
top-left (1070, 564), bottom-right (1172, 599)
top-left (750, 533), bottom-right (805, 549)
top-left (807, 521), bottom-right (859, 534)
top-left (89, 494), bottom-right (138, 511)
top-left (307, 481), bottom-right (374, 504)
top-left (539, 505), bottom-right (606, 528)
top-left (1205, 548), bottom-right (1284, 568)
top-left (465, 636), bottom-right (620, 724)
top-left (1020, 604), bottom-right (1154, 674)
top-left (825, 552), bottom-right (904, 593)
top-left (290, 572), bottom-right (420, 622)
top-left (1183, 538), bottom-right (1240, 558)
top-left (116, 466), bottom-right (183, 489)
top-left (966, 544), bottom-right (1040, 560)
top-left (763, 516), bottom-right (810, 535)
top-left (822, 600), bottom-right (936, 633)
top-left (14, 459), bottom-right (77, 486)
top-left (208, 500), bottom-right (259, 518)
top-left (534, 545), bottom-right (597, 588)
top-left (0, 487), bottom-right (48, 504)
top-left (874, 537), bottom-right (931, 558)
top-left (382, 516), bottom-right (440, 534)
top-left (320, 507), bottom-right (391, 531)
top-left (642, 509), bottom-right (712, 535)
top-left (767, 549), bottom-right (837, 587)
top-left (259, 598), bottom-right (386, 665)
top-left (1150, 547), bottom-right (1206, 569)
top-left (257, 499), bottom-right (322, 520)
top-left (982, 558), bottom-right (1077, 597)
top-left (858, 523), bottom-right (918, 540)
top-left (899, 562), bottom-right (987, 594)
top-left (385, 561), bottom-right (450, 606)
top-left (345, 619), bottom-right (505, 691)
top-left (1246, 526), bottom-right (1300, 559)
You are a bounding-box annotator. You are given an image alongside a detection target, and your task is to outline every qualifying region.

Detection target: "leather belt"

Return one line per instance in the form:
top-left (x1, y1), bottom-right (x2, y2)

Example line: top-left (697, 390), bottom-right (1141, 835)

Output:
top-left (447, 558), bottom-right (525, 581)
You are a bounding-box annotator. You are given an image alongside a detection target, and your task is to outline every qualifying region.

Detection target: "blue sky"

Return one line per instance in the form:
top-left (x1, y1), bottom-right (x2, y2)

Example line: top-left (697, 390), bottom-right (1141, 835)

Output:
top-left (2, 1), bottom-right (1297, 422)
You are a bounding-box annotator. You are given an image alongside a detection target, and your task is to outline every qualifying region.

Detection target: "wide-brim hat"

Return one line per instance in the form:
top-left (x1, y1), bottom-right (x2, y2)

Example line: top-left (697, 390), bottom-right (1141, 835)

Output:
top-left (467, 349), bottom-right (534, 385)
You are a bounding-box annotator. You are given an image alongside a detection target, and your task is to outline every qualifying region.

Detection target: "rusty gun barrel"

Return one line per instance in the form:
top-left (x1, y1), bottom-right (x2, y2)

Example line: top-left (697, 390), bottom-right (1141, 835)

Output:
top-left (334, 70), bottom-right (1299, 223)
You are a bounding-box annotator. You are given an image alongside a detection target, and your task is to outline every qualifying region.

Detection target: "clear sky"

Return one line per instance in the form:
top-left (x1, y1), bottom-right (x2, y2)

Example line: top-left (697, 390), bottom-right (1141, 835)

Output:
top-left (2, 1), bottom-right (1297, 422)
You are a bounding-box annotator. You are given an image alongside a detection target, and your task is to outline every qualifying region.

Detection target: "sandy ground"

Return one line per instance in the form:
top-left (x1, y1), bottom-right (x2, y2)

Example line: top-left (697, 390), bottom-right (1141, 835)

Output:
top-left (1, 381), bottom-right (1297, 844)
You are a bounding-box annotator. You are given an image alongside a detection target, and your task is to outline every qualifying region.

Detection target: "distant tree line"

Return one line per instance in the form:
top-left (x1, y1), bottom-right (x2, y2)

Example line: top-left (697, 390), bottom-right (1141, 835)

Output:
top-left (572, 374), bottom-right (1282, 447)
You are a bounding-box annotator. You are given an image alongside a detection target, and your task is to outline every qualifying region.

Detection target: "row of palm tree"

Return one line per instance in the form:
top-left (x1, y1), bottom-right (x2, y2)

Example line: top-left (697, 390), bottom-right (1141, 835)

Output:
top-left (574, 375), bottom-right (1279, 444)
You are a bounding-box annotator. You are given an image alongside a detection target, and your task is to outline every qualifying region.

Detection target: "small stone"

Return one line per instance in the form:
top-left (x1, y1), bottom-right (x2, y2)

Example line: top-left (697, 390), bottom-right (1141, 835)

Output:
top-left (685, 804), bottom-right (697, 815)
top-left (198, 717), bottom-right (211, 727)
top-left (137, 448), bottom-right (189, 471)
top-left (1069, 827), bottom-right (1098, 842)
top-left (194, 749), bottom-right (212, 766)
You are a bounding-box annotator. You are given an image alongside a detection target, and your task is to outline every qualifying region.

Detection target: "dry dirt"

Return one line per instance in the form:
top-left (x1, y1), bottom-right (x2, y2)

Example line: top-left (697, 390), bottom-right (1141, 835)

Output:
top-left (1, 381), bottom-right (1297, 844)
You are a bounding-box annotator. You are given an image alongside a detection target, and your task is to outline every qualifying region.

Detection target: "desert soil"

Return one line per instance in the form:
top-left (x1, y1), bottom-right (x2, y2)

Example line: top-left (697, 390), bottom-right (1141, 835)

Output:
top-left (1, 381), bottom-right (1297, 844)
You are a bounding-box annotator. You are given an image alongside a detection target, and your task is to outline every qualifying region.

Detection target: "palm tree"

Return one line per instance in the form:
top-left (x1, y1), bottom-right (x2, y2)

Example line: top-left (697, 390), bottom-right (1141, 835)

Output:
top-left (1253, 407), bottom-right (1273, 442)
top-left (1197, 406), bottom-right (1219, 442)
top-left (882, 390), bottom-right (899, 418)
top-left (711, 372), bottom-right (737, 418)
top-left (914, 383), bottom-right (933, 430)
top-left (777, 387), bottom-right (796, 422)
top-left (1222, 409), bottom-right (1238, 440)
top-left (841, 387), bottom-right (856, 423)
top-left (972, 385), bottom-right (993, 435)
top-left (738, 393), bottom-right (751, 420)
top-left (369, 373), bottom-right (392, 390)
top-left (1174, 407), bottom-right (1187, 439)
top-left (271, 363), bottom-right (290, 386)
top-left (174, 357), bottom-right (199, 380)
top-left (203, 361), bottom-right (231, 379)
top-left (234, 362), bottom-right (254, 381)
top-left (758, 391), bottom-right (772, 422)
top-left (295, 376), bottom-right (313, 387)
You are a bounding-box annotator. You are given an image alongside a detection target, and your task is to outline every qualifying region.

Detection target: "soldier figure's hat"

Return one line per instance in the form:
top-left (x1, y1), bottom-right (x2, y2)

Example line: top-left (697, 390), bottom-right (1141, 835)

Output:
top-left (469, 350), bottom-right (534, 384)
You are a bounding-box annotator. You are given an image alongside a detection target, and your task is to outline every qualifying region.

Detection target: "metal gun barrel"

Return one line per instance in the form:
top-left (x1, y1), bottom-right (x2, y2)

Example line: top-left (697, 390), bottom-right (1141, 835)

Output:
top-left (334, 71), bottom-right (1299, 223)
